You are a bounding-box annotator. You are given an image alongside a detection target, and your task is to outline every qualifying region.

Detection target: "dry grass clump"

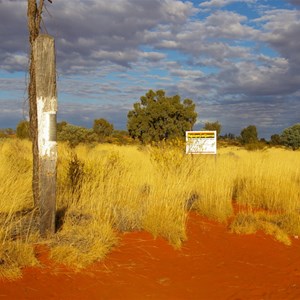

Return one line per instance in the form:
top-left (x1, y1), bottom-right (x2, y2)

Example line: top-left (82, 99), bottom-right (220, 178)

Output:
top-left (149, 141), bottom-right (234, 223)
top-left (189, 155), bottom-right (234, 222)
top-left (0, 241), bottom-right (38, 280)
top-left (0, 210), bottom-right (40, 243)
top-left (67, 146), bottom-right (146, 232)
top-left (0, 140), bottom-right (40, 281)
top-left (0, 139), bottom-right (33, 213)
top-left (141, 184), bottom-right (188, 249)
top-left (0, 209), bottom-right (40, 280)
top-left (231, 148), bottom-right (300, 213)
top-left (57, 142), bottom-right (189, 248)
top-left (230, 211), bottom-right (300, 245)
top-left (0, 139), bottom-right (300, 279)
top-left (50, 210), bottom-right (118, 270)
top-left (223, 147), bottom-right (300, 244)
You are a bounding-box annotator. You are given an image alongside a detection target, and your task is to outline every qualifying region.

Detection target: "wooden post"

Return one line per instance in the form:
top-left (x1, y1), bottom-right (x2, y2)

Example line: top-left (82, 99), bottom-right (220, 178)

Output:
top-left (33, 34), bottom-right (57, 236)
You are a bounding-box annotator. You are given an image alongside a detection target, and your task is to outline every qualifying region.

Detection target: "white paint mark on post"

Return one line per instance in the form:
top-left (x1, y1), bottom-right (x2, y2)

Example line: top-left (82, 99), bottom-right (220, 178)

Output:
top-left (37, 99), bottom-right (57, 158)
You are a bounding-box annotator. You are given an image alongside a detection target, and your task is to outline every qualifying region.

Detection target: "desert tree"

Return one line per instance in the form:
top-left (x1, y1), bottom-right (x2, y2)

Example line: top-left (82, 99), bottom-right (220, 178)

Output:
top-left (240, 125), bottom-right (258, 145)
top-left (280, 123), bottom-right (300, 150)
top-left (270, 134), bottom-right (282, 146)
top-left (16, 120), bottom-right (31, 140)
top-left (93, 118), bottom-right (114, 141)
top-left (127, 90), bottom-right (197, 143)
top-left (203, 121), bottom-right (222, 137)
top-left (58, 123), bottom-right (98, 147)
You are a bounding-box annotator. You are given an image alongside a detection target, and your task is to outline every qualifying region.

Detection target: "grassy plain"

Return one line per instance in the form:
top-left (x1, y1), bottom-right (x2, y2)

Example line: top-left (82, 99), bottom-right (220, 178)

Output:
top-left (0, 139), bottom-right (299, 279)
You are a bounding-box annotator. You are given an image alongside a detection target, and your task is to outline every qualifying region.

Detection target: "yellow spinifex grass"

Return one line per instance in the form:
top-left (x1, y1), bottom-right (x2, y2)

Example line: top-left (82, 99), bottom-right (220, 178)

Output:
top-left (223, 146), bottom-right (300, 245)
top-left (149, 142), bottom-right (234, 223)
top-left (50, 215), bottom-right (118, 270)
top-left (60, 142), bottom-right (190, 249)
top-left (231, 147), bottom-right (300, 212)
top-left (0, 139), bottom-right (33, 213)
top-left (0, 139), bottom-right (39, 280)
top-left (0, 241), bottom-right (39, 280)
top-left (187, 154), bottom-right (235, 222)
top-left (230, 211), bottom-right (300, 245)
top-left (0, 138), bottom-right (300, 278)
top-left (50, 142), bottom-right (300, 252)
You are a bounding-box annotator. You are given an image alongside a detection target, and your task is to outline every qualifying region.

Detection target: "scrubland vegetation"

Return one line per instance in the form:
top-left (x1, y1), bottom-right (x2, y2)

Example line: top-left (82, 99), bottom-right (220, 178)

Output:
top-left (0, 138), bottom-right (300, 279)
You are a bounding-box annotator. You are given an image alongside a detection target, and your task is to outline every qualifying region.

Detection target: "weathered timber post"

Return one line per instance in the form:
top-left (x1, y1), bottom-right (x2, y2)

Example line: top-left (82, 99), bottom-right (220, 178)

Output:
top-left (33, 34), bottom-right (57, 236)
top-left (27, 0), bottom-right (41, 208)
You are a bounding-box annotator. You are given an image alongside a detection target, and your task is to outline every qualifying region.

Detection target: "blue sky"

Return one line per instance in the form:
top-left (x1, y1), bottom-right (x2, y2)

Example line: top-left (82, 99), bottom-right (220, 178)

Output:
top-left (0, 0), bottom-right (299, 138)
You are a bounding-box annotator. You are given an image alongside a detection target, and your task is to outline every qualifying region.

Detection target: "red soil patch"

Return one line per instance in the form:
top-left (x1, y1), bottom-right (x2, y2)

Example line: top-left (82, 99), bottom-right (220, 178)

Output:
top-left (1, 213), bottom-right (300, 300)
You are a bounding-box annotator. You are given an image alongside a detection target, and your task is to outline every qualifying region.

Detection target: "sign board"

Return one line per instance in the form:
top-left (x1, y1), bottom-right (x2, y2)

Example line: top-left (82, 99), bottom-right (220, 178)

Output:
top-left (186, 131), bottom-right (217, 154)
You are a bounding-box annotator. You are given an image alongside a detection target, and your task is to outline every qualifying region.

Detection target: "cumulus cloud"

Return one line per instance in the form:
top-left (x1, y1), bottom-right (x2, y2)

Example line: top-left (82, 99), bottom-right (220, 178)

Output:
top-left (204, 11), bottom-right (258, 39)
top-left (0, 99), bottom-right (27, 129)
top-left (58, 102), bottom-right (130, 129)
top-left (0, 0), bottom-right (299, 137)
top-left (0, 0), bottom-right (195, 73)
top-left (199, 0), bottom-right (256, 9)
top-left (256, 9), bottom-right (300, 64)
top-left (147, 10), bottom-right (258, 60)
top-left (169, 69), bottom-right (204, 79)
top-left (218, 59), bottom-right (297, 96)
top-left (46, 0), bottom-right (196, 73)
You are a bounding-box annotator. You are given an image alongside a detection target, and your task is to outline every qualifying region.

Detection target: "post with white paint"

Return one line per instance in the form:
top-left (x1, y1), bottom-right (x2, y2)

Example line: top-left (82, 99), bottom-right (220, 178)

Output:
top-left (33, 34), bottom-right (57, 236)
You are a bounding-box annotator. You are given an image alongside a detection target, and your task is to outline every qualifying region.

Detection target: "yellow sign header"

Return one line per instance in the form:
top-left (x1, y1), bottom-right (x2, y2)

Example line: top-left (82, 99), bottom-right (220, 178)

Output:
top-left (187, 131), bottom-right (216, 139)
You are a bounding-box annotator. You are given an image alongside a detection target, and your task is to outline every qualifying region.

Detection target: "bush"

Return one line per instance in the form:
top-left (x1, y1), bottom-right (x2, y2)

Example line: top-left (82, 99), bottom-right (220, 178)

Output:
top-left (93, 118), bottom-right (114, 141)
top-left (57, 124), bottom-right (98, 147)
top-left (280, 124), bottom-right (300, 150)
top-left (244, 141), bottom-right (266, 151)
top-left (240, 125), bottom-right (258, 144)
top-left (16, 120), bottom-right (30, 140)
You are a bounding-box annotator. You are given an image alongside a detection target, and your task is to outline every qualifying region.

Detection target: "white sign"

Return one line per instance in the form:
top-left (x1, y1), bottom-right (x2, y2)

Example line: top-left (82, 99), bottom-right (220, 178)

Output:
top-left (186, 131), bottom-right (217, 154)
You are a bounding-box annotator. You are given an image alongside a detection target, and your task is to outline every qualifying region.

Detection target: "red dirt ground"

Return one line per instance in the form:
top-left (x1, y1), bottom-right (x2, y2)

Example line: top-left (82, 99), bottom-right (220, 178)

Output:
top-left (1, 213), bottom-right (300, 300)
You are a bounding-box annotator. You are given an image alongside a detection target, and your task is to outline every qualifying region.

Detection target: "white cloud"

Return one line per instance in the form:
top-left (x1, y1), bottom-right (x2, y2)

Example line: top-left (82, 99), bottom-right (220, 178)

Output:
top-left (255, 9), bottom-right (300, 64)
top-left (199, 0), bottom-right (256, 9)
top-left (0, 53), bottom-right (28, 72)
top-left (205, 11), bottom-right (258, 39)
top-left (140, 52), bottom-right (166, 62)
top-left (169, 69), bottom-right (204, 79)
top-left (0, 0), bottom-right (299, 138)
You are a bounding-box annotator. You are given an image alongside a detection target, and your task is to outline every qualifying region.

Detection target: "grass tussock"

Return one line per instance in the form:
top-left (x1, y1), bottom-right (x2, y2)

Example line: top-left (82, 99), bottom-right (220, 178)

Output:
top-left (0, 139), bottom-right (300, 279)
top-left (50, 210), bottom-right (118, 270)
top-left (231, 148), bottom-right (300, 212)
top-left (0, 241), bottom-right (38, 280)
top-left (230, 211), bottom-right (300, 245)
top-left (141, 187), bottom-right (188, 249)
top-left (0, 139), bottom-right (33, 213)
top-left (149, 142), bottom-right (234, 222)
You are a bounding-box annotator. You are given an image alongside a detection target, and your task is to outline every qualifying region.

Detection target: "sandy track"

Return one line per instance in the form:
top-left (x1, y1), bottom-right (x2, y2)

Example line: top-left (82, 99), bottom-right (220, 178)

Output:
top-left (1, 213), bottom-right (300, 299)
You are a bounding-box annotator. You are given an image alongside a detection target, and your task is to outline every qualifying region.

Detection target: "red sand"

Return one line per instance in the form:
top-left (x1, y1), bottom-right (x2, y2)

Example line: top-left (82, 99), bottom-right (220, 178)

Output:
top-left (1, 213), bottom-right (300, 300)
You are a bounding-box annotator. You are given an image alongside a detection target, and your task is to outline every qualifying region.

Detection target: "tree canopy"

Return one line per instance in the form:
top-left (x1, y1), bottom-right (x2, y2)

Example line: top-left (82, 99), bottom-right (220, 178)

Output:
top-left (127, 90), bottom-right (197, 143)
top-left (93, 118), bottom-right (114, 141)
top-left (280, 123), bottom-right (300, 150)
top-left (270, 134), bottom-right (281, 146)
top-left (240, 125), bottom-right (258, 144)
top-left (57, 122), bottom-right (98, 147)
top-left (16, 120), bottom-right (31, 140)
top-left (203, 121), bottom-right (222, 137)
